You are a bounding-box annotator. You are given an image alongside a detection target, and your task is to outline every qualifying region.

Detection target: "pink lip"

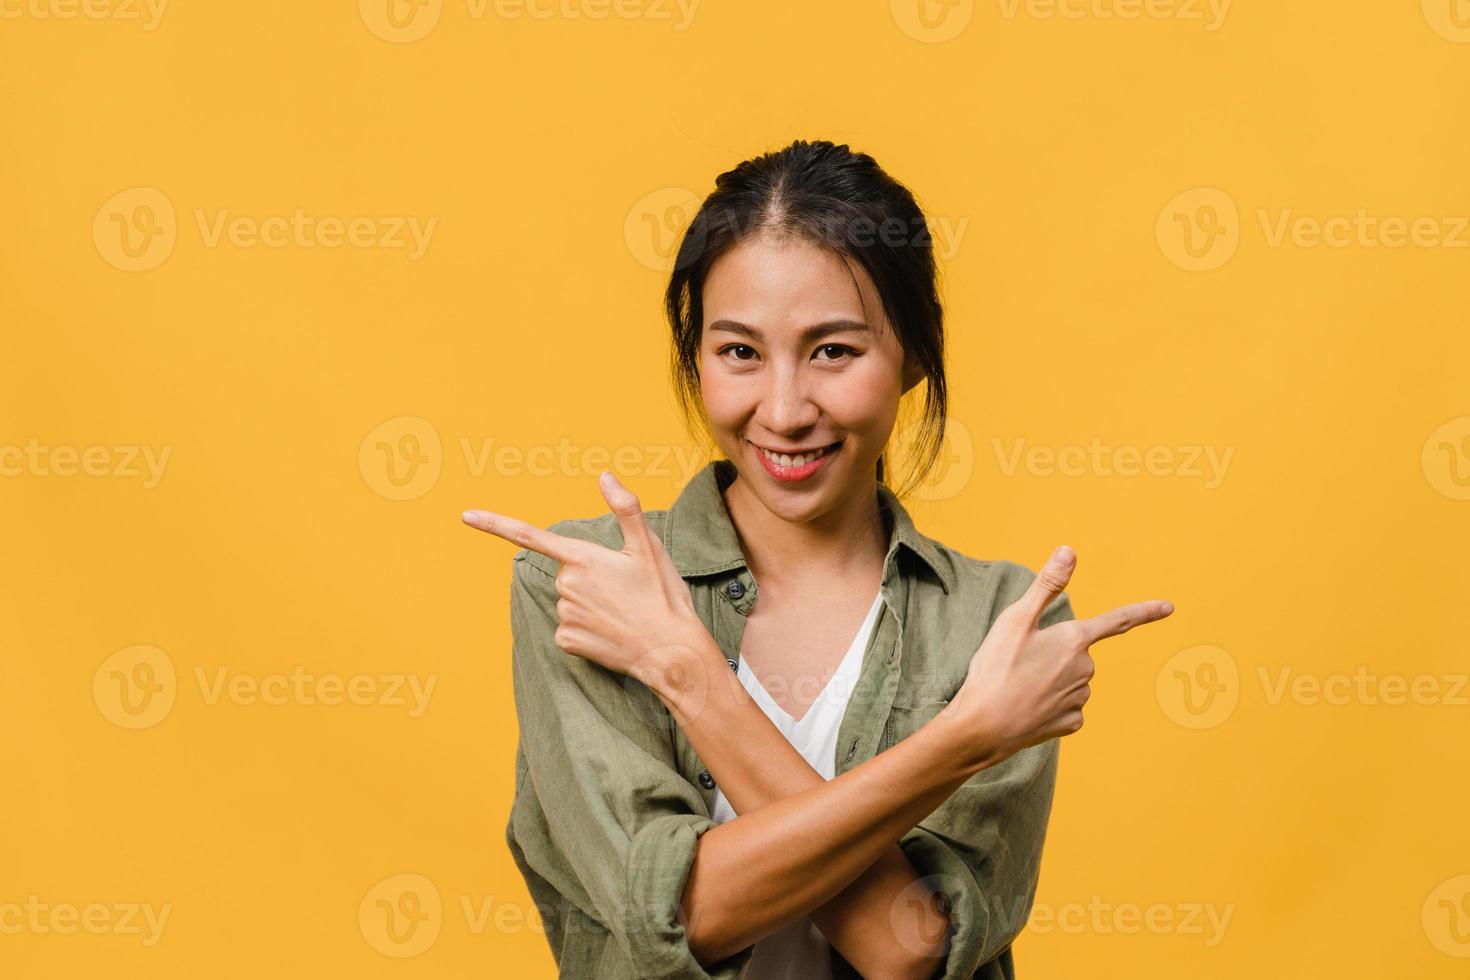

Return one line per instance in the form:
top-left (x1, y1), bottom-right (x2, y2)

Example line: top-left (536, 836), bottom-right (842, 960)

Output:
top-left (749, 439), bottom-right (840, 483)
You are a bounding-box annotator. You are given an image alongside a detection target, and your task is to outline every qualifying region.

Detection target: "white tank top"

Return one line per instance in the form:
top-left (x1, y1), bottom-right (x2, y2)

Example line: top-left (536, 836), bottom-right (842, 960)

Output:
top-left (709, 589), bottom-right (886, 980)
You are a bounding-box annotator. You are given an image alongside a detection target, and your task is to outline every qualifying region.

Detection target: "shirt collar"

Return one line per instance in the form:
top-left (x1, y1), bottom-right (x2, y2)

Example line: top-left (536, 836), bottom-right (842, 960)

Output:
top-left (664, 458), bottom-right (954, 594)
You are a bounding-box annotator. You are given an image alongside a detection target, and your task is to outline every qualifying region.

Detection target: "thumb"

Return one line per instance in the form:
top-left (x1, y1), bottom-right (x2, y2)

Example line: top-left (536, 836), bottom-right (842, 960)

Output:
top-left (1016, 545), bottom-right (1076, 626)
top-left (599, 470), bottom-right (656, 553)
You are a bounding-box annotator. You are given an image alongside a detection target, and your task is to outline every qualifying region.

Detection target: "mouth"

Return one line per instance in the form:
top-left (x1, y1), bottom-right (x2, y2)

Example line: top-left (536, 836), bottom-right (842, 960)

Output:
top-left (748, 438), bottom-right (842, 482)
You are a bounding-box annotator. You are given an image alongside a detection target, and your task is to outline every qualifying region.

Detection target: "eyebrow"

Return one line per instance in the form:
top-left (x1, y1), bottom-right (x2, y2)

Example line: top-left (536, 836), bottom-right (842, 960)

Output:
top-left (707, 319), bottom-right (872, 344)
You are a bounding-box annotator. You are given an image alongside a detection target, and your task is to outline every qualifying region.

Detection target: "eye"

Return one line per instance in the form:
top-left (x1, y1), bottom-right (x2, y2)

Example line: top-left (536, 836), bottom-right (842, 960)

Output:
top-left (815, 344), bottom-right (857, 362)
top-left (717, 343), bottom-right (757, 361)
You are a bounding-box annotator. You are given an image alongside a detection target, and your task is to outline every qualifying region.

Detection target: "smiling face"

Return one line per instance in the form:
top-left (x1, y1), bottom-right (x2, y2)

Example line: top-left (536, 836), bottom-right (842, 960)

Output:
top-left (698, 229), bottom-right (924, 525)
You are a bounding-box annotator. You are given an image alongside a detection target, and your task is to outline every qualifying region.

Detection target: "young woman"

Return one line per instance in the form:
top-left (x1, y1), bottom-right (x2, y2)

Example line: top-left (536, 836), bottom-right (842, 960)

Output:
top-left (464, 140), bottom-right (1173, 980)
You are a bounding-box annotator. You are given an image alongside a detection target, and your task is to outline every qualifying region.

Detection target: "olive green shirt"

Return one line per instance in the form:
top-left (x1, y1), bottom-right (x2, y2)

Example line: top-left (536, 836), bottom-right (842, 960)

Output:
top-left (505, 458), bottom-right (1074, 979)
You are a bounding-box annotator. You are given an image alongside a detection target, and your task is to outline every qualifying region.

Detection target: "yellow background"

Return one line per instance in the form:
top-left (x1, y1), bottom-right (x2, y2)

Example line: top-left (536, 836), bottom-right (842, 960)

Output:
top-left (3, 0), bottom-right (1468, 976)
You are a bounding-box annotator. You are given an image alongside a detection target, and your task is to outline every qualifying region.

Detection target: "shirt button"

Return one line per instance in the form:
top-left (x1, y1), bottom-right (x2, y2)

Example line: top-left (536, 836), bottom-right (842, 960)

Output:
top-left (725, 658), bottom-right (738, 672)
top-left (725, 580), bottom-right (745, 599)
top-left (698, 770), bottom-right (715, 789)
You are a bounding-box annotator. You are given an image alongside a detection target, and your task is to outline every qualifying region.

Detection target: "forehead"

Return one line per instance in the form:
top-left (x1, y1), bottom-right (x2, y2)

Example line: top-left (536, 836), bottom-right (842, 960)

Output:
top-left (701, 231), bottom-right (885, 334)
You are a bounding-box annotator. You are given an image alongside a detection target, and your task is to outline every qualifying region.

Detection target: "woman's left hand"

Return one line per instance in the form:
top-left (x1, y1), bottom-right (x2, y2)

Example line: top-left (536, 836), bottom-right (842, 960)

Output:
top-left (462, 470), bottom-right (714, 681)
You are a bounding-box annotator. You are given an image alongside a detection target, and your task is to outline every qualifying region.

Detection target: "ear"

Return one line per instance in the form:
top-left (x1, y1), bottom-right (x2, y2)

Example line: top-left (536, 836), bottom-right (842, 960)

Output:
top-left (900, 350), bottom-right (925, 395)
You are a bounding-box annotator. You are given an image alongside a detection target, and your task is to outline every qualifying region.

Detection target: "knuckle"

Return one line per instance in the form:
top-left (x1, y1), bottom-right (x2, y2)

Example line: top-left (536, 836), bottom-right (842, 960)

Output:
top-left (1038, 568), bottom-right (1067, 591)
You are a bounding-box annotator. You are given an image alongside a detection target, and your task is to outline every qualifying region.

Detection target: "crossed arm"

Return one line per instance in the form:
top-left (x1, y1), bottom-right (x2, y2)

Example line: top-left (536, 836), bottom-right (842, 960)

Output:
top-left (651, 634), bottom-right (959, 978)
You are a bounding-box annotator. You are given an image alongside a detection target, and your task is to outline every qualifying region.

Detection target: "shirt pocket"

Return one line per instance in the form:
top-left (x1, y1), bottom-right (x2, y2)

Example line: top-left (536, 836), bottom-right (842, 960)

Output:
top-left (878, 697), bottom-right (951, 753)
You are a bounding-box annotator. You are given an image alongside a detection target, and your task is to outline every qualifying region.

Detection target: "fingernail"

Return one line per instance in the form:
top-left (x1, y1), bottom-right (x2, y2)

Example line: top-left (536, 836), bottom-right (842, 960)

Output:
top-left (462, 510), bottom-right (484, 524)
top-left (1054, 545), bottom-right (1075, 565)
top-left (599, 470), bottom-right (613, 489)
top-left (1161, 601), bottom-right (1174, 614)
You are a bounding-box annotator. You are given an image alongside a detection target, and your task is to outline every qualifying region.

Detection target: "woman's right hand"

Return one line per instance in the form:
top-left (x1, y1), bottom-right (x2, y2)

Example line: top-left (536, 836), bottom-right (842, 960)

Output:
top-left (944, 545), bottom-right (1174, 769)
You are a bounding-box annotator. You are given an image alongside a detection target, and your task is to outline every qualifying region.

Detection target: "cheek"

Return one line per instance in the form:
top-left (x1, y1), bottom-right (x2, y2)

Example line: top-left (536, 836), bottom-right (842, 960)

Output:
top-left (823, 364), bottom-right (902, 432)
top-left (697, 369), bottom-right (742, 427)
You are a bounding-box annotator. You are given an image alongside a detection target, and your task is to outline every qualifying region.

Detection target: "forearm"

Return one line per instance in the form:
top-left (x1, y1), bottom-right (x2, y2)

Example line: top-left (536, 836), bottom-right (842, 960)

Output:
top-left (663, 640), bottom-right (949, 976)
top-left (647, 643), bottom-right (997, 969)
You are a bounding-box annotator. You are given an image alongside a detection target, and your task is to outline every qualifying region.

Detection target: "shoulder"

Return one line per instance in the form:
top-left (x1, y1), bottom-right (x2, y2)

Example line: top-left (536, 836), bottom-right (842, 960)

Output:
top-left (922, 536), bottom-right (1076, 627)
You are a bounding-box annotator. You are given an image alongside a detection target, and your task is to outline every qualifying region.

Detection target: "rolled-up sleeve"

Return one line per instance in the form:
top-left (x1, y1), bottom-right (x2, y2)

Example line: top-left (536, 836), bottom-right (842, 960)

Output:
top-left (508, 551), bottom-right (754, 979)
top-left (896, 585), bottom-right (1076, 979)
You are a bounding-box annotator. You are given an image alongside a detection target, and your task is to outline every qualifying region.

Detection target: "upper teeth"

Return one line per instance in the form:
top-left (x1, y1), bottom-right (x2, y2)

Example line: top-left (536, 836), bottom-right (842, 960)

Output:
top-left (759, 444), bottom-right (830, 468)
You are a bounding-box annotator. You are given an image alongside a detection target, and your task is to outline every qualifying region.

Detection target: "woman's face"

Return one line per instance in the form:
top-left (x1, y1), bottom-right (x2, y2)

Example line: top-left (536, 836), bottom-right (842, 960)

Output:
top-left (698, 229), bottom-right (923, 524)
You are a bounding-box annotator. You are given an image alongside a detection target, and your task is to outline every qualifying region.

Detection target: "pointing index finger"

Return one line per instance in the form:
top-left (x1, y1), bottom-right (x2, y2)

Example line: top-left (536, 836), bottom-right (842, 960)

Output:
top-left (1075, 599), bottom-right (1175, 645)
top-left (462, 509), bottom-right (588, 566)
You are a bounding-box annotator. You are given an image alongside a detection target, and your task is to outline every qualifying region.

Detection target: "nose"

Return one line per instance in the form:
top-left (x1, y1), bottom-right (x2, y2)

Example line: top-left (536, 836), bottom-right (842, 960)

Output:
top-left (753, 361), bottom-right (820, 436)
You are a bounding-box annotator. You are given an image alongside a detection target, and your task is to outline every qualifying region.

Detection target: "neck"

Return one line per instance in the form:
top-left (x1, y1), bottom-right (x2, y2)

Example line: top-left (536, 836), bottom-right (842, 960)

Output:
top-left (720, 469), bottom-right (891, 592)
